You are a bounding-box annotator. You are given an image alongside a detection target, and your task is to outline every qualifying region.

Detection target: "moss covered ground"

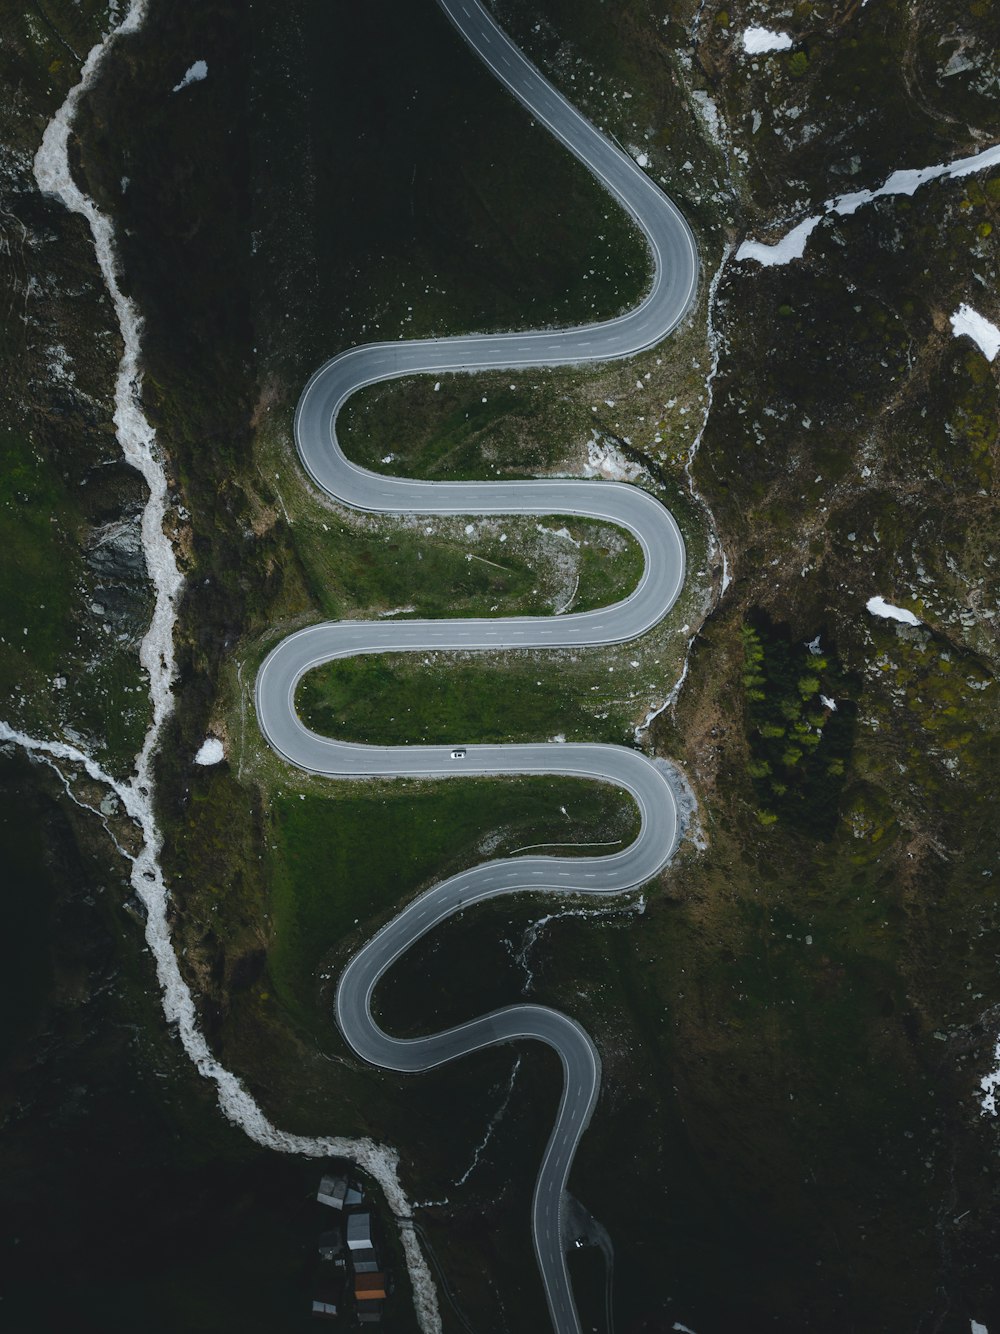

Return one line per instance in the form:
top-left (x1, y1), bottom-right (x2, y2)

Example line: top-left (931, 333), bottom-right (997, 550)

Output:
top-left (0, 0), bottom-right (153, 774)
top-left (3, 0), bottom-right (1000, 1331)
top-left (251, 776), bottom-right (637, 1036)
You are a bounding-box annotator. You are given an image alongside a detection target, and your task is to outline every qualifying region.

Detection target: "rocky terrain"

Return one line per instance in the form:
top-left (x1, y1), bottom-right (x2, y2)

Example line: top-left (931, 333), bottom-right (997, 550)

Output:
top-left (0, 1), bottom-right (998, 1331)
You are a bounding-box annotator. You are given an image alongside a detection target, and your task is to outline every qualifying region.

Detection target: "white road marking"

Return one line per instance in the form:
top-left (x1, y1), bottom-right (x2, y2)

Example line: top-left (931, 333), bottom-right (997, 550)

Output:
top-left (255, 3), bottom-right (698, 1332)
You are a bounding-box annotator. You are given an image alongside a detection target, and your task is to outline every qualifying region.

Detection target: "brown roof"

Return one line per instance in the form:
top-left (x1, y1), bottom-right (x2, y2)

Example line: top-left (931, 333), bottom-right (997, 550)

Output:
top-left (355, 1273), bottom-right (387, 1301)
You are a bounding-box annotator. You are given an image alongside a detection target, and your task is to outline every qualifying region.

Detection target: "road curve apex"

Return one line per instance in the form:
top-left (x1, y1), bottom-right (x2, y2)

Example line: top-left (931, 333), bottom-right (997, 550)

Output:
top-left (254, 3), bottom-right (699, 1333)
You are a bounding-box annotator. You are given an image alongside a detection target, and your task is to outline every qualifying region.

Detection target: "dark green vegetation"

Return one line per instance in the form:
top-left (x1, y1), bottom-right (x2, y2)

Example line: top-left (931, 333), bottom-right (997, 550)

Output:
top-left (255, 0), bottom-right (650, 369)
top-left (695, 0), bottom-right (1000, 224)
top-left (267, 779), bottom-right (639, 1028)
top-left (644, 0), bottom-right (1000, 1326)
top-left (0, 759), bottom-right (58, 1062)
top-left (741, 616), bottom-right (855, 834)
top-left (281, 509), bottom-right (643, 626)
top-left (0, 427), bottom-right (77, 699)
top-left (339, 376), bottom-right (576, 481)
top-left (0, 0), bottom-right (152, 772)
top-left (297, 649), bottom-right (637, 747)
top-left (0, 758), bottom-right (379, 1334)
top-left (59, 5), bottom-right (664, 1326)
top-left (340, 371), bottom-right (688, 487)
top-left (4, 0), bottom-right (1000, 1332)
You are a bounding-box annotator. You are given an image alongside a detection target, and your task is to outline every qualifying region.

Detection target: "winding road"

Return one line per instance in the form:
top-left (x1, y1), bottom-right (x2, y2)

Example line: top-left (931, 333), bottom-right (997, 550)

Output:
top-left (254, 2), bottom-right (699, 1330)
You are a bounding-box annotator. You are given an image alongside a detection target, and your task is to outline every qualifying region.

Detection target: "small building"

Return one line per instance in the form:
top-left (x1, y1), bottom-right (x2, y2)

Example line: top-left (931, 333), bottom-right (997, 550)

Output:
top-left (317, 1175), bottom-right (348, 1210)
top-left (317, 1229), bottom-right (343, 1262)
top-left (352, 1246), bottom-right (379, 1274)
top-left (355, 1273), bottom-right (388, 1302)
top-left (347, 1210), bottom-right (374, 1252)
top-left (357, 1301), bottom-right (384, 1324)
top-left (310, 1279), bottom-right (342, 1320)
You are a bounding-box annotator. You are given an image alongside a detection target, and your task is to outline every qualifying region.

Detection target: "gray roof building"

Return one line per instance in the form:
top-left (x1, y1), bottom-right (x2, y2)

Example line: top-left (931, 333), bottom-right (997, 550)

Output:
top-left (346, 1210), bottom-right (374, 1252)
top-left (311, 1278), bottom-right (342, 1319)
top-left (352, 1246), bottom-right (379, 1273)
top-left (317, 1175), bottom-right (348, 1210)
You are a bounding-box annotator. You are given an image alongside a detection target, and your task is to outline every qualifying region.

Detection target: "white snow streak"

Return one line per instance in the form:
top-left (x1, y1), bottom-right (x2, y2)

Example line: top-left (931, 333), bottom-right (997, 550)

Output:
top-left (686, 244), bottom-right (730, 489)
top-left (742, 27), bottom-right (793, 54)
top-left (832, 142), bottom-right (1000, 215)
top-left (24, 9), bottom-right (441, 1330)
top-left (172, 60), bottom-right (208, 93)
top-left (866, 596), bottom-right (921, 626)
top-left (738, 141), bottom-right (1000, 266)
top-left (681, 252), bottom-right (733, 648)
top-left (516, 898), bottom-right (646, 993)
top-left (635, 636), bottom-right (695, 742)
top-left (452, 1056), bottom-right (522, 1188)
top-left (950, 303), bottom-right (1000, 362)
top-left (633, 250), bottom-right (732, 740)
top-left (736, 214), bottom-right (822, 266)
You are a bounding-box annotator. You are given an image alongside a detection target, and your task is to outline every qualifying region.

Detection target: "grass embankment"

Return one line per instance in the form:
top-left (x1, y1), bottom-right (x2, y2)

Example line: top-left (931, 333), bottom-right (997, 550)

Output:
top-left (0, 428), bottom-right (78, 700)
top-left (253, 0), bottom-right (1000, 1328)
top-left (264, 0), bottom-right (651, 365)
top-left (266, 777), bottom-right (640, 1030)
top-left (0, 1), bottom-right (153, 774)
top-left (296, 650), bottom-right (632, 746)
top-left (62, 1), bottom-right (711, 1331)
top-left (260, 465), bottom-right (646, 626)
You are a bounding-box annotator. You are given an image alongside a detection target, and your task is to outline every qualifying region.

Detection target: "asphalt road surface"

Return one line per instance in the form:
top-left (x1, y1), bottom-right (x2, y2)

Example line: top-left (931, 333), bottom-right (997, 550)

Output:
top-left (254, 2), bottom-right (699, 1330)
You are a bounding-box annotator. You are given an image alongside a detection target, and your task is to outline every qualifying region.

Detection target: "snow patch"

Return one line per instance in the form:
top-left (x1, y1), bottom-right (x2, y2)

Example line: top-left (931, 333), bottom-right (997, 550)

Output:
top-left (172, 60), bottom-right (207, 93)
top-left (980, 1031), bottom-right (1000, 1115)
top-left (831, 141), bottom-right (1000, 216)
top-left (742, 27), bottom-right (793, 54)
top-left (194, 737), bottom-right (224, 766)
top-left (866, 596), bottom-right (922, 626)
top-left (950, 303), bottom-right (1000, 362)
top-left (740, 141), bottom-right (1000, 266)
top-left (736, 215), bottom-right (823, 266)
